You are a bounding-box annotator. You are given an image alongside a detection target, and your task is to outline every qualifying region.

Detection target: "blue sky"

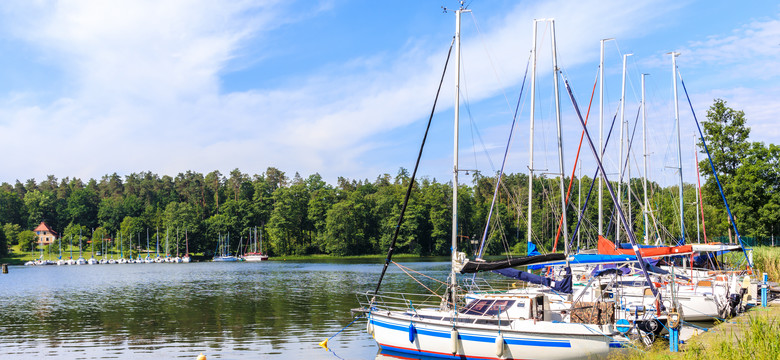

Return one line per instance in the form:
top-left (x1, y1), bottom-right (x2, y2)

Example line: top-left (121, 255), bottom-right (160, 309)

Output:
top-left (0, 0), bottom-right (777, 187)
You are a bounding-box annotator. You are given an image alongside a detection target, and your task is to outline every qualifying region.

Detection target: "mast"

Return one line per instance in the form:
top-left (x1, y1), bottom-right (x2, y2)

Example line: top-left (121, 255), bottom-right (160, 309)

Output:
top-left (617, 54), bottom-right (631, 244)
top-left (671, 51), bottom-right (685, 244)
top-left (550, 20), bottom-right (568, 256)
top-left (527, 19), bottom-right (538, 254)
top-left (449, 5), bottom-right (463, 309)
top-left (577, 159), bottom-right (582, 251)
top-left (642, 74), bottom-right (650, 245)
top-left (693, 134), bottom-right (701, 243)
top-left (156, 227), bottom-right (159, 257)
top-left (598, 39), bottom-right (612, 237)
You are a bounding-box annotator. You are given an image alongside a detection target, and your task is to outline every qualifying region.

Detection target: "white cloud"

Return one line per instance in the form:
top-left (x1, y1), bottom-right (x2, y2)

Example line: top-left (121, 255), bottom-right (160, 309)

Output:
top-left (1, 0), bottom-right (757, 187)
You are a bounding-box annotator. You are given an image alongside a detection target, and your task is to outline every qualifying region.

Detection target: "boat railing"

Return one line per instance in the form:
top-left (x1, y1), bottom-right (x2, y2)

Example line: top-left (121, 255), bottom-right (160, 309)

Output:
top-left (460, 277), bottom-right (519, 294)
top-left (356, 291), bottom-right (445, 313)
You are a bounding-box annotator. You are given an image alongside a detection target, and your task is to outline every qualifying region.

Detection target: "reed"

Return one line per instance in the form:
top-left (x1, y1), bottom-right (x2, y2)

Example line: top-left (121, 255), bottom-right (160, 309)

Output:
top-left (752, 246), bottom-right (780, 282)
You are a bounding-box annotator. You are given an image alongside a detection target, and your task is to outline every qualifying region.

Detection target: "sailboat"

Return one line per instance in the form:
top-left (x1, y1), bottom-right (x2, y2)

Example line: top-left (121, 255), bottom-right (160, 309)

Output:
top-left (182, 230), bottom-right (191, 263)
top-left (173, 228), bottom-right (182, 263)
top-left (213, 233), bottom-right (238, 262)
top-left (88, 230), bottom-right (98, 265)
top-left (66, 234), bottom-right (76, 265)
top-left (244, 227), bottom-right (268, 261)
top-left (56, 236), bottom-right (66, 265)
top-left (358, 11), bottom-right (629, 359)
top-left (145, 229), bottom-right (153, 263)
top-left (154, 229), bottom-right (163, 263)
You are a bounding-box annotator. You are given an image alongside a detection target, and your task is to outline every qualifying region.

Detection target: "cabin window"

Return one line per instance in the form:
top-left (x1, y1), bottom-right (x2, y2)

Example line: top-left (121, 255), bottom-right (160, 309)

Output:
top-left (460, 299), bottom-right (515, 316)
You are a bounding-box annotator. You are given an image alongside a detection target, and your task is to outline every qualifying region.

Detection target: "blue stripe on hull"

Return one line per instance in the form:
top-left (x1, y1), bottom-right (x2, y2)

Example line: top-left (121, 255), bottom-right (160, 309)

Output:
top-left (371, 318), bottom-right (572, 348)
top-left (380, 344), bottom-right (520, 360)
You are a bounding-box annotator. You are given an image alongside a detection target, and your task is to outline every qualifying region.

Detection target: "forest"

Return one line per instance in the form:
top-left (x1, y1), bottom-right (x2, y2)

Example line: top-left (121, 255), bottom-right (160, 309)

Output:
top-left (0, 99), bottom-right (777, 258)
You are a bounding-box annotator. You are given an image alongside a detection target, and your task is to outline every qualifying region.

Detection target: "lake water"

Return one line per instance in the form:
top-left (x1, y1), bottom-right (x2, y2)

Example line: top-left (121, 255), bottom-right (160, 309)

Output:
top-left (0, 259), bottom-right (452, 360)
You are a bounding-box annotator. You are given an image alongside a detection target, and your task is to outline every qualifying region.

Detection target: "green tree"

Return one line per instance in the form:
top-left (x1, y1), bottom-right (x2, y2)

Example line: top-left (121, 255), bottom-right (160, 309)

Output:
top-left (325, 197), bottom-right (368, 255)
top-left (3, 223), bottom-right (22, 246)
top-left (0, 226), bottom-right (7, 257)
top-left (18, 230), bottom-right (38, 253)
top-left (23, 189), bottom-right (56, 229)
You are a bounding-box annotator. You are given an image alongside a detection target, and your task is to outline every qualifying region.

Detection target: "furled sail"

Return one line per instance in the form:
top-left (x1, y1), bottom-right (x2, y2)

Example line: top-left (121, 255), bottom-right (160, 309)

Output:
top-left (456, 253), bottom-right (565, 274)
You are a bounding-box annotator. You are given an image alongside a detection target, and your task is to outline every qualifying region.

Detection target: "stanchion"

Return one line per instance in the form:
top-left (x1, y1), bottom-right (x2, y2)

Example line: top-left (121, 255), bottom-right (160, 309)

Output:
top-left (762, 272), bottom-right (768, 307)
top-left (668, 311), bottom-right (680, 352)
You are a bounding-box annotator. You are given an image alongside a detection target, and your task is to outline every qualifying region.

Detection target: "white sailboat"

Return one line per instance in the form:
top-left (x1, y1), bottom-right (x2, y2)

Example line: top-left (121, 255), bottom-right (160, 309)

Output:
top-left (359, 10), bottom-right (627, 359)
top-left (244, 226), bottom-right (268, 262)
top-left (182, 229), bottom-right (191, 263)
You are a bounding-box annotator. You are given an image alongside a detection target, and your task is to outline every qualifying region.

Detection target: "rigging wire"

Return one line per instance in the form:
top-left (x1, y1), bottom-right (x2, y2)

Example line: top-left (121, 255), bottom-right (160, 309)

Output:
top-left (372, 37), bottom-right (455, 298)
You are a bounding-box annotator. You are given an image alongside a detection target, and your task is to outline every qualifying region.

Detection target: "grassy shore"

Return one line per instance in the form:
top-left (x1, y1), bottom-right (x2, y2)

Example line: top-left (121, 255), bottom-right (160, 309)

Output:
top-left (613, 304), bottom-right (780, 360)
top-left (0, 244), bottom-right (429, 264)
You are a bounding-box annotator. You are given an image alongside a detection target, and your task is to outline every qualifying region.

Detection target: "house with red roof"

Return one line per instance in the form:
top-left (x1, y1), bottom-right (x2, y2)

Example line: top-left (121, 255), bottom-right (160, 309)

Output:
top-left (34, 222), bottom-right (58, 245)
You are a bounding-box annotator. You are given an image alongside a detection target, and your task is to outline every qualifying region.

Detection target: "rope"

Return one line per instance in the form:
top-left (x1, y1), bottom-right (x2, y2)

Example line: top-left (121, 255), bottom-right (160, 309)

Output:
top-left (678, 71), bottom-right (754, 272)
top-left (373, 37), bottom-right (455, 297)
top-left (553, 68), bottom-right (598, 252)
top-left (392, 261), bottom-right (447, 302)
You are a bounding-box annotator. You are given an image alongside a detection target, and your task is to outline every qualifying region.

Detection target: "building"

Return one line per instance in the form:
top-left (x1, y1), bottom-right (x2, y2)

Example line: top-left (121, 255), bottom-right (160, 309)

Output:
top-left (34, 222), bottom-right (58, 246)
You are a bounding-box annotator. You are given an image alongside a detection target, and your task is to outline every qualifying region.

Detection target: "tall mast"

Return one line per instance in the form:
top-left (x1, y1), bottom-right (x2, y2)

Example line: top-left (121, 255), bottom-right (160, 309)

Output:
top-left (449, 5), bottom-right (464, 308)
top-left (642, 74), bottom-right (650, 245)
top-left (550, 20), bottom-right (568, 256)
top-left (617, 54), bottom-right (631, 244)
top-left (693, 134), bottom-right (701, 243)
top-left (598, 39), bottom-right (612, 237)
top-left (527, 20), bottom-right (538, 253)
top-left (577, 159), bottom-right (582, 251)
top-left (671, 52), bottom-right (685, 244)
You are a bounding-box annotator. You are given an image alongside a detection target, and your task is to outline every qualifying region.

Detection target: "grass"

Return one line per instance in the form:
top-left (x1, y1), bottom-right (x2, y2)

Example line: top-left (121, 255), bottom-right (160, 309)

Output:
top-left (0, 243), bottom-right (434, 264)
top-left (612, 305), bottom-right (780, 360)
top-left (752, 246), bottom-right (780, 282)
top-left (0, 244), bottom-right (183, 264)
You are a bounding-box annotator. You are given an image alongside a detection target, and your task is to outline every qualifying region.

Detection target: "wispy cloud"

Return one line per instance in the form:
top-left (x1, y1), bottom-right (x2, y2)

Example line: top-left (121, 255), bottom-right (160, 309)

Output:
top-left (0, 0), bottom-right (765, 186)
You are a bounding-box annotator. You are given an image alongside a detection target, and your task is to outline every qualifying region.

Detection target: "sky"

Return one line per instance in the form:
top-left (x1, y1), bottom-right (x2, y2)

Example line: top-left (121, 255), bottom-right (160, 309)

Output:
top-left (0, 0), bottom-right (777, 188)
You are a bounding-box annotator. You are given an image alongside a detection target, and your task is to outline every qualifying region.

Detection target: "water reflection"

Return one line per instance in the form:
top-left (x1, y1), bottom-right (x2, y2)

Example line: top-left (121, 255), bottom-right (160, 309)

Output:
top-left (0, 260), bottom-right (450, 359)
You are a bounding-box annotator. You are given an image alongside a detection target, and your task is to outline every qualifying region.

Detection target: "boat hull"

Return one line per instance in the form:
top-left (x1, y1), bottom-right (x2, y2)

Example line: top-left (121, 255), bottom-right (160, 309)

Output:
top-left (369, 311), bottom-right (623, 360)
top-left (244, 253), bottom-right (268, 262)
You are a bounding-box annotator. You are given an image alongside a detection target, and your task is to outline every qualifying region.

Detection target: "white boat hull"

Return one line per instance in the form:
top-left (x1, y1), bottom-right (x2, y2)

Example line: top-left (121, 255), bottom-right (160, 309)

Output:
top-left (369, 311), bottom-right (623, 360)
top-left (244, 254), bottom-right (268, 262)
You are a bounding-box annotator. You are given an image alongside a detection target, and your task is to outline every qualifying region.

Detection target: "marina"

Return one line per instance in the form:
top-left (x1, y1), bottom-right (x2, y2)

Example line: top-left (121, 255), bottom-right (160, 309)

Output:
top-left (0, 2), bottom-right (778, 360)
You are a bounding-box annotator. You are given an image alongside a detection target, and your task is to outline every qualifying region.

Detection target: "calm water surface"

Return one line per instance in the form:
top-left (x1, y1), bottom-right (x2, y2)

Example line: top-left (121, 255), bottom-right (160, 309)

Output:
top-left (0, 260), bottom-right (451, 360)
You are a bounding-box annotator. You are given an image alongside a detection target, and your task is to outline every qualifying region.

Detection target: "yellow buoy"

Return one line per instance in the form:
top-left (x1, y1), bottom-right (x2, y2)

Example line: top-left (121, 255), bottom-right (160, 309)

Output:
top-left (196, 353), bottom-right (206, 360)
top-left (319, 339), bottom-right (329, 350)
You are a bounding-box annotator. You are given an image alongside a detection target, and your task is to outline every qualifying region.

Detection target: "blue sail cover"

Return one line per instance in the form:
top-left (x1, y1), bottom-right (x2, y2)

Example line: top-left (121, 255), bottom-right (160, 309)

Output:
top-left (527, 242), bottom-right (541, 256)
top-left (493, 267), bottom-right (572, 294)
top-left (541, 254), bottom-right (638, 266)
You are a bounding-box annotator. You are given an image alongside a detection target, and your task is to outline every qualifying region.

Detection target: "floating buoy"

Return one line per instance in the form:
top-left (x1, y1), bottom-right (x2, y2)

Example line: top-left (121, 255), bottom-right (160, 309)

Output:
top-left (367, 319), bottom-right (374, 336)
top-left (495, 334), bottom-right (504, 357)
top-left (450, 328), bottom-right (459, 354)
top-left (319, 339), bottom-right (329, 350)
top-left (408, 323), bottom-right (417, 343)
top-left (196, 353), bottom-right (206, 360)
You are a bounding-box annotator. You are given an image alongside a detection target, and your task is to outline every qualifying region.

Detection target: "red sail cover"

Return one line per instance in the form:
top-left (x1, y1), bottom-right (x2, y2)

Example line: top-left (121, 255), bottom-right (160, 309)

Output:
top-left (597, 235), bottom-right (692, 257)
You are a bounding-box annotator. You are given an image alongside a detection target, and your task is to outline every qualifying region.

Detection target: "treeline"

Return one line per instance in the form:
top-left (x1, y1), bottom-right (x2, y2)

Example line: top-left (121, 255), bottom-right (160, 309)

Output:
top-left (0, 100), bottom-right (776, 258)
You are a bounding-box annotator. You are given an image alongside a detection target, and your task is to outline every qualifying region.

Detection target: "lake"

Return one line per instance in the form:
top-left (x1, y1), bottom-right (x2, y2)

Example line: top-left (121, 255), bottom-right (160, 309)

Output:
top-left (0, 259), bottom-right (452, 360)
